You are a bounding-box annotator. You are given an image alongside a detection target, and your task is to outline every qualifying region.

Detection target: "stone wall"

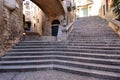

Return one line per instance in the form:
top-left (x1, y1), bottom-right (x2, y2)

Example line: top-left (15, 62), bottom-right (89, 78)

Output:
top-left (109, 20), bottom-right (120, 36)
top-left (40, 14), bottom-right (66, 36)
top-left (35, 10), bottom-right (51, 36)
top-left (99, 0), bottom-right (116, 21)
top-left (0, 0), bottom-right (23, 56)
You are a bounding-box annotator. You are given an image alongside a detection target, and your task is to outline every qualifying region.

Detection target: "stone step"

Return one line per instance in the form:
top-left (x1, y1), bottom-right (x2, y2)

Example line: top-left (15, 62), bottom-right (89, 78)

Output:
top-left (0, 59), bottom-right (119, 73)
top-left (54, 65), bottom-right (120, 80)
top-left (19, 36), bottom-right (120, 43)
top-left (20, 41), bottom-right (61, 43)
top-left (16, 43), bottom-right (66, 46)
top-left (68, 43), bottom-right (120, 47)
top-left (13, 45), bottom-right (120, 50)
top-left (62, 48), bottom-right (120, 54)
top-left (69, 37), bottom-right (117, 40)
top-left (53, 60), bottom-right (120, 73)
top-left (55, 55), bottom-right (120, 66)
top-left (9, 48), bottom-right (56, 52)
top-left (69, 35), bottom-right (118, 38)
top-left (19, 40), bottom-right (118, 43)
top-left (20, 40), bottom-right (119, 43)
top-left (69, 33), bottom-right (117, 35)
top-left (1, 55), bottom-right (54, 61)
top-left (68, 36), bottom-right (120, 38)
top-left (68, 46), bottom-right (120, 50)
top-left (0, 64), bottom-right (119, 79)
top-left (0, 64), bottom-right (53, 72)
top-left (8, 48), bottom-right (120, 54)
top-left (0, 59), bottom-right (53, 65)
top-left (16, 43), bottom-right (120, 47)
top-left (72, 29), bottom-right (113, 31)
top-left (14, 45), bottom-right (66, 48)
top-left (6, 51), bottom-right (120, 59)
top-left (20, 39), bottom-right (120, 43)
top-left (19, 41), bottom-right (119, 45)
top-left (19, 42), bottom-right (61, 44)
top-left (69, 38), bottom-right (120, 40)
top-left (23, 35), bottom-right (56, 41)
top-left (68, 41), bottom-right (120, 43)
top-left (1, 55), bottom-right (120, 65)
top-left (70, 31), bottom-right (115, 34)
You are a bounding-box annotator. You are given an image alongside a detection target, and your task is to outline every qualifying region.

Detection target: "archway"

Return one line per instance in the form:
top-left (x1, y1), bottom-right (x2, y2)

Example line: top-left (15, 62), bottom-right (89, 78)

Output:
top-left (51, 20), bottom-right (60, 36)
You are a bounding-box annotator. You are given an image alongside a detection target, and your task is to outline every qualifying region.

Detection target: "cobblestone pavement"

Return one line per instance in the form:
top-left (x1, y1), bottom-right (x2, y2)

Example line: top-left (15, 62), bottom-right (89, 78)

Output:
top-left (0, 70), bottom-right (108, 80)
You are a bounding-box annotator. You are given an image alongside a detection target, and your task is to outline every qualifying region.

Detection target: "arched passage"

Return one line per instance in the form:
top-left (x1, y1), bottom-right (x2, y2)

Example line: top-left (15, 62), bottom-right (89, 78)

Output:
top-left (51, 20), bottom-right (60, 36)
top-left (31, 0), bottom-right (65, 17)
top-left (23, 0), bottom-right (66, 36)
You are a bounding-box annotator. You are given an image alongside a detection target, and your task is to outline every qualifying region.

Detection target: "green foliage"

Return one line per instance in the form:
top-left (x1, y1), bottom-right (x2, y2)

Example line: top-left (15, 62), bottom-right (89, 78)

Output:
top-left (112, 0), bottom-right (119, 7)
top-left (112, 0), bottom-right (120, 19)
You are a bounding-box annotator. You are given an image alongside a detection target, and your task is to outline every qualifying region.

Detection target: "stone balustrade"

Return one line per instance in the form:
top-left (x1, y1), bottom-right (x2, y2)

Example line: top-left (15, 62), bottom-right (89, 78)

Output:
top-left (109, 20), bottom-right (120, 37)
top-left (57, 22), bottom-right (74, 41)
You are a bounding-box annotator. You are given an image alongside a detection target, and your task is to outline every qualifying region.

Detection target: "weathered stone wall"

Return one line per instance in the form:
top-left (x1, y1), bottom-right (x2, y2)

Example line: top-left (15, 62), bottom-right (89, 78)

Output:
top-left (0, 0), bottom-right (4, 56)
top-left (41, 14), bottom-right (51, 36)
top-left (41, 14), bottom-right (65, 36)
top-left (35, 10), bottom-right (44, 35)
top-left (99, 0), bottom-right (116, 21)
top-left (41, 11), bottom-right (74, 36)
top-left (33, 8), bottom-right (50, 36)
top-left (45, 15), bottom-right (65, 36)
top-left (68, 11), bottom-right (74, 23)
top-left (0, 0), bottom-right (23, 56)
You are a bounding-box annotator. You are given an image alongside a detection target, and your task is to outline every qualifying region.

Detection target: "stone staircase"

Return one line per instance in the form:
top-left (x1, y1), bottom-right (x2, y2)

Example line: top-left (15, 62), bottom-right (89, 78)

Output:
top-left (0, 16), bottom-right (120, 80)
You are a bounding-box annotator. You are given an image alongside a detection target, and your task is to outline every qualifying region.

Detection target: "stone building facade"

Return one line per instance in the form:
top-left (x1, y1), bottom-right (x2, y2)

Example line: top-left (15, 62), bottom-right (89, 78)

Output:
top-left (23, 0), bottom-right (57, 36)
top-left (23, 0), bottom-right (75, 36)
top-left (99, 0), bottom-right (115, 21)
top-left (0, 0), bottom-right (23, 56)
top-left (75, 0), bottom-right (102, 18)
top-left (75, 0), bottom-right (117, 21)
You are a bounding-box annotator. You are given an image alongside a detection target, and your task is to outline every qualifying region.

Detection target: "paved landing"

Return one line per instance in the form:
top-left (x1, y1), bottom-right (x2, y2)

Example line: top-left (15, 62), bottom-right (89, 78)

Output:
top-left (0, 70), bottom-right (108, 80)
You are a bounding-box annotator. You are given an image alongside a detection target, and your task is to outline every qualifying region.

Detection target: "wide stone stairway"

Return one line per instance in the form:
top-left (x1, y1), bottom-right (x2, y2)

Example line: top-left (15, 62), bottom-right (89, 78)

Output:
top-left (0, 16), bottom-right (120, 80)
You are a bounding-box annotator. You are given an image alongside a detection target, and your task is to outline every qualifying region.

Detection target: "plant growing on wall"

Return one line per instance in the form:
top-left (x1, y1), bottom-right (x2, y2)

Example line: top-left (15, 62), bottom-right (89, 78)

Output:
top-left (112, 0), bottom-right (120, 20)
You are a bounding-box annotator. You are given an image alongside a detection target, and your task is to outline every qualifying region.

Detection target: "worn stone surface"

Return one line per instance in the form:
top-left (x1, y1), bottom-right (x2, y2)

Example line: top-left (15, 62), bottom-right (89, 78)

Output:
top-left (0, 0), bottom-right (4, 56)
top-left (68, 16), bottom-right (120, 41)
top-left (0, 0), bottom-right (23, 56)
top-left (0, 70), bottom-right (107, 80)
top-left (0, 0), bottom-right (3, 26)
top-left (0, 72), bottom-right (18, 80)
top-left (0, 16), bottom-right (119, 80)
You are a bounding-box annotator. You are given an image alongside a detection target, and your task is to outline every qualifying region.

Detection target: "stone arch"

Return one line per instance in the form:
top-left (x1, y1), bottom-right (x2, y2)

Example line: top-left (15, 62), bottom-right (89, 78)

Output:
top-left (31, 0), bottom-right (65, 17)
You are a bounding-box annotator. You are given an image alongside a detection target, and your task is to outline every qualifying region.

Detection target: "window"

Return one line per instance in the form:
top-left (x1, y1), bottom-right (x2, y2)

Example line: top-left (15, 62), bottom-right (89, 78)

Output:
top-left (103, 5), bottom-right (105, 15)
top-left (106, 0), bottom-right (108, 11)
top-left (26, 1), bottom-right (30, 9)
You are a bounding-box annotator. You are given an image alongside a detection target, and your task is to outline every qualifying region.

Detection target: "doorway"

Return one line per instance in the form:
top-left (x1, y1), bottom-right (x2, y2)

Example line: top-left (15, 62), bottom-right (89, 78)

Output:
top-left (51, 20), bottom-right (60, 36)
